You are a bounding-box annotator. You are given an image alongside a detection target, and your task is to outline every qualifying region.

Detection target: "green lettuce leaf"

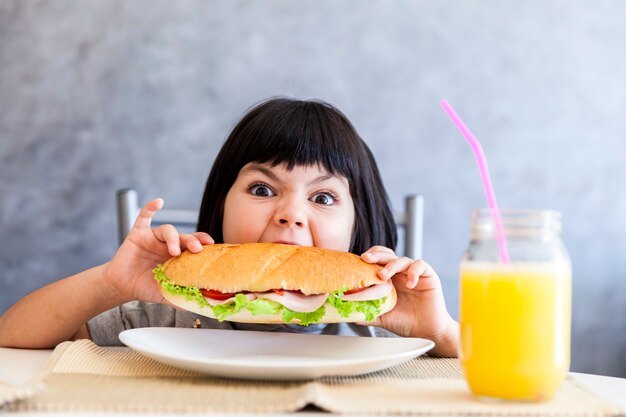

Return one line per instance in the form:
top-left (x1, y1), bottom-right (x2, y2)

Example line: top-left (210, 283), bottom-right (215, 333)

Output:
top-left (235, 294), bottom-right (281, 315)
top-left (327, 288), bottom-right (352, 317)
top-left (210, 296), bottom-right (241, 320)
top-left (153, 264), bottom-right (209, 308)
top-left (282, 305), bottom-right (327, 326)
top-left (327, 288), bottom-right (387, 322)
top-left (355, 297), bottom-right (387, 322)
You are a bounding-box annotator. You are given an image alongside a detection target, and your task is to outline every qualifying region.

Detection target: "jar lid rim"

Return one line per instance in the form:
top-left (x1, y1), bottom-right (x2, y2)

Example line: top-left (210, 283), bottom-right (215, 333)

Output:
top-left (472, 208), bottom-right (562, 218)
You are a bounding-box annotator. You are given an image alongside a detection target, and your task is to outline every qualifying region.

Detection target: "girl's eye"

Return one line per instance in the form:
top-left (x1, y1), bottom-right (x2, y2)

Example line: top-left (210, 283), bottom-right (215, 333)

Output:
top-left (310, 192), bottom-right (336, 205)
top-left (249, 184), bottom-right (275, 197)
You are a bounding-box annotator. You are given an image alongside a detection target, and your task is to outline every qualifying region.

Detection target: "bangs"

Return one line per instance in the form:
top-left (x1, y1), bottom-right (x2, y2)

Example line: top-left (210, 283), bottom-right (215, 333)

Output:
top-left (235, 99), bottom-right (357, 178)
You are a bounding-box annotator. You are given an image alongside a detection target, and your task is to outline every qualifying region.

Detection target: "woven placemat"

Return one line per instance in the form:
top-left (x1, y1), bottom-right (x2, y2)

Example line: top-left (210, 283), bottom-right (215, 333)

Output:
top-left (5, 339), bottom-right (623, 415)
top-left (0, 380), bottom-right (44, 409)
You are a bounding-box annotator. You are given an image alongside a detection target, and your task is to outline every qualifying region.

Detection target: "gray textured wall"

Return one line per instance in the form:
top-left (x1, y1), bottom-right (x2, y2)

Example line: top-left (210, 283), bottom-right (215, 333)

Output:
top-left (1, 1), bottom-right (625, 376)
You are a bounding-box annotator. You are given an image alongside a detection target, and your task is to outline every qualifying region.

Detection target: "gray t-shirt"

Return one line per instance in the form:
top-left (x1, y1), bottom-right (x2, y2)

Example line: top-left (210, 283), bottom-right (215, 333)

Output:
top-left (87, 301), bottom-right (397, 346)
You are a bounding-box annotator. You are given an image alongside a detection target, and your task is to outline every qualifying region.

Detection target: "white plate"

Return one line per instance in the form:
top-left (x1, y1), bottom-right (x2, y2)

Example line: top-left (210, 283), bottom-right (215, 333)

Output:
top-left (119, 327), bottom-right (434, 380)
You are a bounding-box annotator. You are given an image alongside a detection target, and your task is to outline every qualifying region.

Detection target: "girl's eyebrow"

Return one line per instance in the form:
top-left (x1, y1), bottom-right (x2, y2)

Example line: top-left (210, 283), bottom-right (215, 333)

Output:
top-left (311, 175), bottom-right (335, 185)
top-left (242, 164), bottom-right (279, 182)
top-left (242, 164), bottom-right (345, 187)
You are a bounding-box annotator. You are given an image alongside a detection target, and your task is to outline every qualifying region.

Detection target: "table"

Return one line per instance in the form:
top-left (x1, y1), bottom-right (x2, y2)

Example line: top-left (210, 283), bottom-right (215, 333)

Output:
top-left (1, 347), bottom-right (625, 415)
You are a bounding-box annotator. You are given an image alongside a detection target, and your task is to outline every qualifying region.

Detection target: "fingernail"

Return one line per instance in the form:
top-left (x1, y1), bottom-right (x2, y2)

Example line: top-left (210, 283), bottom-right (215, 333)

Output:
top-left (379, 268), bottom-right (390, 278)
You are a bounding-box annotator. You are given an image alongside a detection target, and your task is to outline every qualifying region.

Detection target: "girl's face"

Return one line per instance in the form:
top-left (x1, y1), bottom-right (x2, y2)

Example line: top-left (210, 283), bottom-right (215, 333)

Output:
top-left (222, 162), bottom-right (355, 251)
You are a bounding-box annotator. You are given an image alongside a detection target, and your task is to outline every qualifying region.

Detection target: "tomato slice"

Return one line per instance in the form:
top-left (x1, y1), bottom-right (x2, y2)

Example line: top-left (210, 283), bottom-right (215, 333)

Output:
top-left (271, 289), bottom-right (304, 296)
top-left (345, 286), bottom-right (369, 295)
top-left (200, 289), bottom-right (237, 300)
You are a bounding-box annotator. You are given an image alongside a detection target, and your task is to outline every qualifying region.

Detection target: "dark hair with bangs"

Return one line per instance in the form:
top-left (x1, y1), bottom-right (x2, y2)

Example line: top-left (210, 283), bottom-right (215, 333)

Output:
top-left (197, 97), bottom-right (397, 255)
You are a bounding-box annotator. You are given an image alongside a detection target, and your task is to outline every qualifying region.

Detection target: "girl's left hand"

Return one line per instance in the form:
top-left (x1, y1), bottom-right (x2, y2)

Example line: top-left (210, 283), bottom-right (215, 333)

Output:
top-left (360, 246), bottom-right (459, 357)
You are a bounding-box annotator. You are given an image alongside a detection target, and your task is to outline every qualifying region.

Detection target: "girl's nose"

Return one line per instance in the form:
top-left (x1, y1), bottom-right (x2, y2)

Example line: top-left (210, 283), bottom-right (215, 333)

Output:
top-left (274, 201), bottom-right (306, 228)
top-left (278, 217), bottom-right (304, 227)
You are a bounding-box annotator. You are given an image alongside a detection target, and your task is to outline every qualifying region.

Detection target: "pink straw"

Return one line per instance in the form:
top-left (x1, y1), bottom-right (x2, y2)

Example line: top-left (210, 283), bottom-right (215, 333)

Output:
top-left (440, 100), bottom-right (509, 263)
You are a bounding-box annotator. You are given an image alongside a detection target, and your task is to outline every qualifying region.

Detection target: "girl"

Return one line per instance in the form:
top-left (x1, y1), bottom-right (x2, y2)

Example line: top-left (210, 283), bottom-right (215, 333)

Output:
top-left (0, 98), bottom-right (459, 357)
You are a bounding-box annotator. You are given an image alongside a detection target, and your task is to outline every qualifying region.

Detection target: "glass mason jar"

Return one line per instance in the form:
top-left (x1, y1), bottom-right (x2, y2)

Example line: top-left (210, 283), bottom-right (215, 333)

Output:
top-left (459, 209), bottom-right (572, 401)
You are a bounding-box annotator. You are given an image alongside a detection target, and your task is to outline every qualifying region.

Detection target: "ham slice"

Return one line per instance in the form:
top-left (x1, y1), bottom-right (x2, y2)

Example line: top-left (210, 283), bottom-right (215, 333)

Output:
top-left (342, 280), bottom-right (393, 301)
top-left (254, 291), bottom-right (328, 313)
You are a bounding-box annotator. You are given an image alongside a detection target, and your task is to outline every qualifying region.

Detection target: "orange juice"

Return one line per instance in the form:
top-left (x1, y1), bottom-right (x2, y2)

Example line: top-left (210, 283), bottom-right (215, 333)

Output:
top-left (460, 261), bottom-right (572, 401)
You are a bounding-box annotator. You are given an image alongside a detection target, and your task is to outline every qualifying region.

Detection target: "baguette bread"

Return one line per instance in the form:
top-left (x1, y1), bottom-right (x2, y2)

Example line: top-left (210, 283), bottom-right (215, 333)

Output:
top-left (155, 243), bottom-right (397, 325)
top-left (161, 243), bottom-right (385, 294)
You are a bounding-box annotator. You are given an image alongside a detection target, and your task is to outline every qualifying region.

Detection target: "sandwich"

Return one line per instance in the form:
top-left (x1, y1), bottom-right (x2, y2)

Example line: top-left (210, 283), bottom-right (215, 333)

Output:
top-left (153, 243), bottom-right (397, 325)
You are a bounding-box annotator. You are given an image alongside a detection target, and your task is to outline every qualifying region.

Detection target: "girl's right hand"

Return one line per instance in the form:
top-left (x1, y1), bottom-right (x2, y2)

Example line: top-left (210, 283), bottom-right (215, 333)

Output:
top-left (103, 198), bottom-right (214, 304)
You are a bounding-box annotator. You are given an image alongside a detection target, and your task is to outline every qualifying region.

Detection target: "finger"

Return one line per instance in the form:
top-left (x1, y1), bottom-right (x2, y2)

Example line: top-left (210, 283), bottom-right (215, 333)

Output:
top-left (364, 245), bottom-right (395, 254)
top-left (378, 256), bottom-right (414, 280)
top-left (191, 232), bottom-right (214, 245)
top-left (132, 198), bottom-right (164, 231)
top-left (405, 261), bottom-right (424, 288)
top-left (180, 232), bottom-right (215, 252)
top-left (407, 260), bottom-right (440, 290)
top-left (180, 234), bottom-right (204, 253)
top-left (152, 224), bottom-right (182, 256)
top-left (361, 248), bottom-right (398, 264)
